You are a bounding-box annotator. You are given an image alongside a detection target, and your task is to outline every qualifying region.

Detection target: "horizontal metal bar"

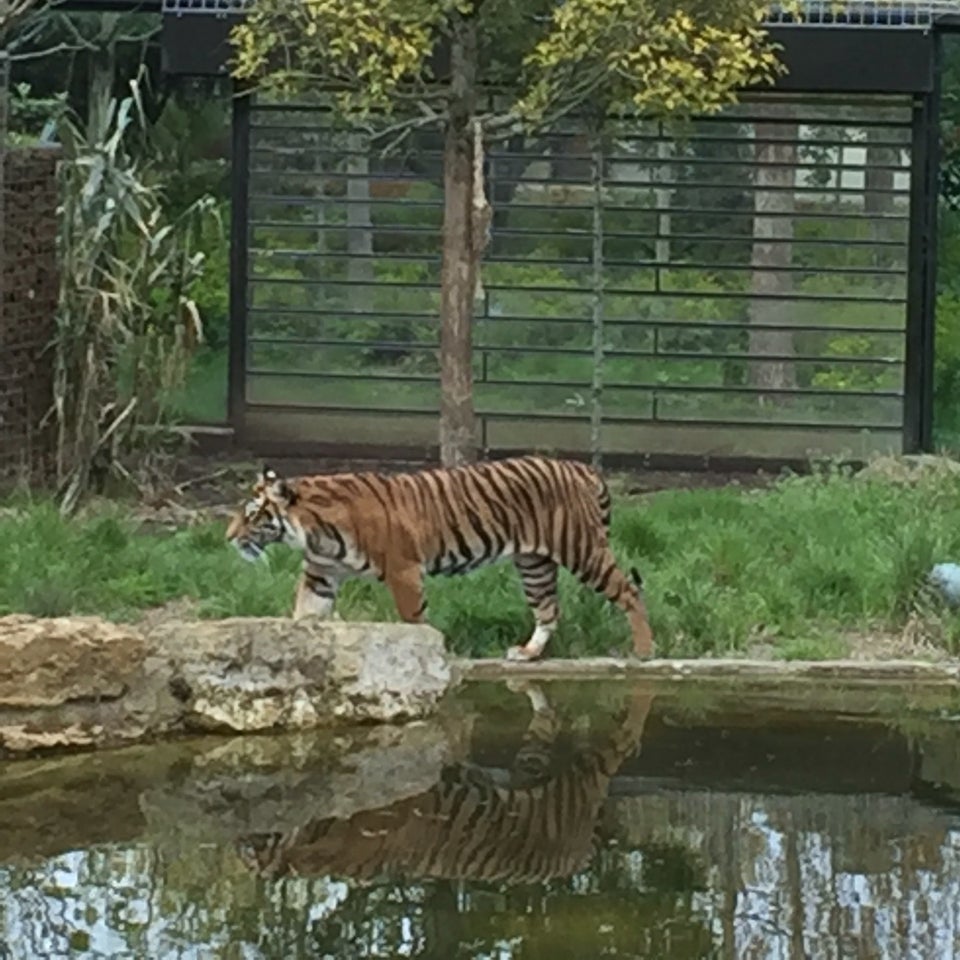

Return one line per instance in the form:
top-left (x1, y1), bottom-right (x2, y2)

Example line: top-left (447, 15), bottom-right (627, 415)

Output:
top-left (247, 306), bottom-right (905, 335)
top-left (250, 142), bottom-right (913, 163)
top-left (498, 148), bottom-right (913, 166)
top-left (251, 88), bottom-right (909, 109)
top-left (250, 246), bottom-right (906, 267)
top-left (250, 194), bottom-right (443, 209)
top-left (250, 154), bottom-right (912, 179)
top-left (242, 400), bottom-right (903, 433)
top-left (249, 335), bottom-right (904, 366)
top-left (250, 276), bottom-right (907, 304)
top-left (246, 366), bottom-right (903, 399)
top-left (249, 112), bottom-right (913, 133)
top-left (248, 198), bottom-right (910, 222)
top-left (250, 189), bottom-right (909, 225)
top-left (248, 223), bottom-right (907, 250)
top-left (247, 139), bottom-right (913, 166)
top-left (249, 174), bottom-right (912, 203)
top-left (249, 253), bottom-right (906, 279)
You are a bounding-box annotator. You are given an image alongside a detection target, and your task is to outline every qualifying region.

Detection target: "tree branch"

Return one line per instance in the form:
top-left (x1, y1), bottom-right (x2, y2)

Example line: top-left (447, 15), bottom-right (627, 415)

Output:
top-left (367, 110), bottom-right (440, 155)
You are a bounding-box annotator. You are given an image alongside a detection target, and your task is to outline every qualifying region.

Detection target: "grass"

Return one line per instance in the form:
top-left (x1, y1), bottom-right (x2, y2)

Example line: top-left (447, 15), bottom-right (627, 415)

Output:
top-left (2, 465), bottom-right (960, 659)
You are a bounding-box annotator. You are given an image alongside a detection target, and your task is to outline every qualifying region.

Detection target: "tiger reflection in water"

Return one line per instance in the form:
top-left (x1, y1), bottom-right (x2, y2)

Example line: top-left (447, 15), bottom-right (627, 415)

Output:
top-left (235, 683), bottom-right (654, 884)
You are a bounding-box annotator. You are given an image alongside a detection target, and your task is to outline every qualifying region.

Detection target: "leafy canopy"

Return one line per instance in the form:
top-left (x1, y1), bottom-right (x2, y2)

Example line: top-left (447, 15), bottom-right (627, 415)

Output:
top-left (231, 0), bottom-right (791, 126)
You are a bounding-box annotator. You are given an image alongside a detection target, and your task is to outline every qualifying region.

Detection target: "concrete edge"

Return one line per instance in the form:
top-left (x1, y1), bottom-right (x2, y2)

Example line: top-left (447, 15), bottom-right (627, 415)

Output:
top-left (455, 657), bottom-right (960, 685)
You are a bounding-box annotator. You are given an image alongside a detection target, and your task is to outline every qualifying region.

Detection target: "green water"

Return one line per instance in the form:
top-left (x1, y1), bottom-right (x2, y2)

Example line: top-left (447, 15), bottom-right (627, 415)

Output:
top-left (2, 679), bottom-right (960, 959)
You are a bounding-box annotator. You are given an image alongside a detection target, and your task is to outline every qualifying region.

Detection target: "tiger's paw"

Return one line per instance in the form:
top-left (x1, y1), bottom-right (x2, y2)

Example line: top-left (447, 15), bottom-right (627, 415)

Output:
top-left (505, 645), bottom-right (540, 662)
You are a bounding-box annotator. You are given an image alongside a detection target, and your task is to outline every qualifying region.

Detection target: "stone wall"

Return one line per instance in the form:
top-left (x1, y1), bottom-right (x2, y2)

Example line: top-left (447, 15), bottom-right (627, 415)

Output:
top-left (0, 146), bottom-right (60, 487)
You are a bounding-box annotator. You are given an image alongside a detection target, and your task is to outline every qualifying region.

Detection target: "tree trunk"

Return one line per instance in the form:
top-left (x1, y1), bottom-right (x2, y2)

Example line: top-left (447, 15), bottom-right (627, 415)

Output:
top-left (748, 117), bottom-right (798, 395)
top-left (654, 127), bottom-right (672, 266)
top-left (439, 14), bottom-right (486, 467)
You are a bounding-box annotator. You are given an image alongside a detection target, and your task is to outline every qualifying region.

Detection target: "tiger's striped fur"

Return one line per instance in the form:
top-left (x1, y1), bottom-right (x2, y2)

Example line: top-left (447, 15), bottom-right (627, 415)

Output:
top-left (236, 683), bottom-right (654, 884)
top-left (225, 455), bottom-right (653, 660)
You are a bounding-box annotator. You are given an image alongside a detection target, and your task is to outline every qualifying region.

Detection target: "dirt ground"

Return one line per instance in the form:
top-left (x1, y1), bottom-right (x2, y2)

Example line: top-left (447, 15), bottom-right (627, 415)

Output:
top-left (146, 450), bottom-right (780, 515)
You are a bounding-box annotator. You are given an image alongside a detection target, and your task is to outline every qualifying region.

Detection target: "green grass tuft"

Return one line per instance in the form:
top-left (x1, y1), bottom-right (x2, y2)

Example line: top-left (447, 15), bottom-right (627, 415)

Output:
top-left (3, 467), bottom-right (960, 659)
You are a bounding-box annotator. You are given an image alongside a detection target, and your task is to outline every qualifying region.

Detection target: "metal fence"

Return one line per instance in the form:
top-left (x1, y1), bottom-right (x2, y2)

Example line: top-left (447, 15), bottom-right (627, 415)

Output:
top-left (766, 0), bottom-right (960, 25)
top-left (234, 92), bottom-right (925, 465)
top-left (161, 0), bottom-right (960, 25)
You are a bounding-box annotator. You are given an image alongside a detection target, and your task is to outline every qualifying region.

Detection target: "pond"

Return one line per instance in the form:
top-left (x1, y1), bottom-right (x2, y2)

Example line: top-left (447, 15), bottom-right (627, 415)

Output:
top-left (2, 678), bottom-right (960, 959)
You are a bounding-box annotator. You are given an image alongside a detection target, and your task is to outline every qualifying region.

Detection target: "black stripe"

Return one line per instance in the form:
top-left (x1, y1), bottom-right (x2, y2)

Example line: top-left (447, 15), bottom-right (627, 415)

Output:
top-left (577, 526), bottom-right (592, 574)
top-left (435, 482), bottom-right (473, 567)
top-left (475, 472), bottom-right (515, 541)
top-left (464, 505), bottom-right (495, 563)
top-left (516, 458), bottom-right (549, 504)
top-left (498, 462), bottom-right (539, 530)
top-left (321, 522), bottom-right (348, 561)
top-left (356, 474), bottom-right (392, 514)
top-left (560, 518), bottom-right (574, 568)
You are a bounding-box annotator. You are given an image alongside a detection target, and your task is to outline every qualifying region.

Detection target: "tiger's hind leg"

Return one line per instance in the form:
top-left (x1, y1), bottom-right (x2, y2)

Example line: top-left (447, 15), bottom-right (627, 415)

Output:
top-left (572, 548), bottom-right (654, 659)
top-left (506, 554), bottom-right (559, 661)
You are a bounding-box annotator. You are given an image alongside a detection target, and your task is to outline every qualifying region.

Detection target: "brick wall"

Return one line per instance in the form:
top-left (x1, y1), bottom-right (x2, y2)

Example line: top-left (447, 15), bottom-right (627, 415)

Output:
top-left (0, 146), bottom-right (60, 487)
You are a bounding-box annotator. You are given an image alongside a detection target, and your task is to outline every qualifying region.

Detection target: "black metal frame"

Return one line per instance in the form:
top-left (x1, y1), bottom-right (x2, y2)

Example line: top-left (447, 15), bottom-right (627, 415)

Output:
top-left (240, 92), bottom-right (914, 463)
top-left (228, 90), bottom-right (250, 436)
top-left (156, 12), bottom-right (945, 466)
top-left (905, 31), bottom-right (942, 454)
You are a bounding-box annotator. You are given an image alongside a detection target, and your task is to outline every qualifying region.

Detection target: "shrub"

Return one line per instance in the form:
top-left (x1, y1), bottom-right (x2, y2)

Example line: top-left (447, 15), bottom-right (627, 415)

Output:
top-left (53, 79), bottom-right (220, 509)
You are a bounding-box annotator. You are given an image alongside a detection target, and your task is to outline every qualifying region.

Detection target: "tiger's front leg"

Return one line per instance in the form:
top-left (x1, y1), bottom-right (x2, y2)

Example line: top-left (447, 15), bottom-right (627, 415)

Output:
top-left (385, 564), bottom-right (427, 623)
top-left (292, 563), bottom-right (341, 621)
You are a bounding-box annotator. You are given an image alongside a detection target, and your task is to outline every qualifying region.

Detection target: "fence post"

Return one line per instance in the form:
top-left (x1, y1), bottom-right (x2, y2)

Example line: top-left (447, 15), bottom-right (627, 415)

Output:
top-left (228, 86), bottom-right (251, 443)
top-left (904, 32), bottom-right (941, 454)
top-left (590, 133), bottom-right (605, 470)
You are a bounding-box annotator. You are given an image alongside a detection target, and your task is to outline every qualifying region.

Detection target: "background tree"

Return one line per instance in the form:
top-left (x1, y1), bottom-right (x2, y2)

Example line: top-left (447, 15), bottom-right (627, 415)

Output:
top-left (231, 0), bottom-right (787, 466)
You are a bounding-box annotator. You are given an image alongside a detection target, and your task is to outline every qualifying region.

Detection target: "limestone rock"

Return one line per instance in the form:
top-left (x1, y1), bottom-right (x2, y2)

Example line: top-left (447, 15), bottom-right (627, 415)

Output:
top-left (148, 617), bottom-right (456, 734)
top-left (140, 720), bottom-right (463, 843)
top-left (0, 615), bottom-right (456, 757)
top-left (0, 614), bottom-right (146, 707)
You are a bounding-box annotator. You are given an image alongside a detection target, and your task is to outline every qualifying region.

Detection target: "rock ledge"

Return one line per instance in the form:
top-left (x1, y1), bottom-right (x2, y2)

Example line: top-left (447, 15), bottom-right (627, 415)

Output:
top-left (0, 615), bottom-right (456, 757)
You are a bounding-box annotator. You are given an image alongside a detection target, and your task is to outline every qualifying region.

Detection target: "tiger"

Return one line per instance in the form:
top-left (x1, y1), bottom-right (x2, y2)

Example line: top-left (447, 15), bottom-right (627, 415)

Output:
top-left (225, 454), bottom-right (654, 661)
top-left (235, 682), bottom-right (655, 884)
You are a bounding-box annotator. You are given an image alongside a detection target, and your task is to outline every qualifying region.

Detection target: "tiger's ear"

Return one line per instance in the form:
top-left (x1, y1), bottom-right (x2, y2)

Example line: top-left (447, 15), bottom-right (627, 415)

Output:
top-left (261, 464), bottom-right (295, 505)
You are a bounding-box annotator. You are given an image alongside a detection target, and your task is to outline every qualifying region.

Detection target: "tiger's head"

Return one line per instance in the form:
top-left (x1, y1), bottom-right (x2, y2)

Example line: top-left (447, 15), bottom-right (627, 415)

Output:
top-left (226, 466), bottom-right (305, 562)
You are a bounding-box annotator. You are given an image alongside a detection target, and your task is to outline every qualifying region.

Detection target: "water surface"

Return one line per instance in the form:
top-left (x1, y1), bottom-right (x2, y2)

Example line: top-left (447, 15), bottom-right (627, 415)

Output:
top-left (2, 679), bottom-right (960, 959)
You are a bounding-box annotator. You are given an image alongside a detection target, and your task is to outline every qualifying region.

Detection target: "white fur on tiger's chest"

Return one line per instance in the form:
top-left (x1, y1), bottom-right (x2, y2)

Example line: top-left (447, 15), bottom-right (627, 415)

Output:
top-left (282, 515), bottom-right (310, 552)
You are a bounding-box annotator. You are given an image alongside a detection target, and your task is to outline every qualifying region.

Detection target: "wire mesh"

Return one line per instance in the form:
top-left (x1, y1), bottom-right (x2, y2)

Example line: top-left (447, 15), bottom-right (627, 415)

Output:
top-left (160, 0), bottom-right (960, 24)
top-left (162, 0), bottom-right (960, 17)
top-left (161, 0), bottom-right (253, 12)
